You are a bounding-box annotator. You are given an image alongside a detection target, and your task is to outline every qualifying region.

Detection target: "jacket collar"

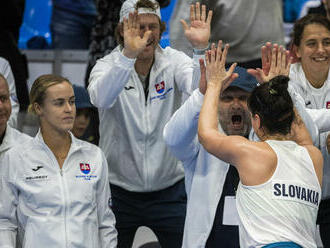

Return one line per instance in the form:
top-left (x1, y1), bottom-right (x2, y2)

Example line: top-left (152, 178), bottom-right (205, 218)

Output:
top-left (292, 63), bottom-right (330, 91)
top-left (35, 129), bottom-right (83, 155)
top-left (118, 44), bottom-right (170, 78)
top-left (0, 124), bottom-right (13, 153)
top-left (152, 45), bottom-right (170, 75)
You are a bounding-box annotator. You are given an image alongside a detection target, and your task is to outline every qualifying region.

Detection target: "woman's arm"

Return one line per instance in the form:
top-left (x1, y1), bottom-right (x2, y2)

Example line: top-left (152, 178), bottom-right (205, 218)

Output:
top-left (97, 151), bottom-right (117, 247)
top-left (198, 41), bottom-right (245, 164)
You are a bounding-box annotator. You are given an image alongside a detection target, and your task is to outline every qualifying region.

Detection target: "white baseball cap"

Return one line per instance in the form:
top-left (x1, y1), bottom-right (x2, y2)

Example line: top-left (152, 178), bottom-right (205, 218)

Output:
top-left (119, 0), bottom-right (161, 22)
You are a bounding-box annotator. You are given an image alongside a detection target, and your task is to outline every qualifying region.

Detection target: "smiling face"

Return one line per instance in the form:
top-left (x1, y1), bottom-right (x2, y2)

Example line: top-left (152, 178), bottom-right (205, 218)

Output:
top-left (136, 13), bottom-right (161, 60)
top-left (218, 87), bottom-right (251, 137)
top-left (36, 81), bottom-right (76, 134)
top-left (296, 23), bottom-right (330, 76)
top-left (0, 77), bottom-right (11, 135)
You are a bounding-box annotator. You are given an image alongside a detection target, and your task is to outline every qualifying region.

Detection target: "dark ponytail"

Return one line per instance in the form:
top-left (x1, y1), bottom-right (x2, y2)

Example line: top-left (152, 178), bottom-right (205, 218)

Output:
top-left (247, 75), bottom-right (294, 135)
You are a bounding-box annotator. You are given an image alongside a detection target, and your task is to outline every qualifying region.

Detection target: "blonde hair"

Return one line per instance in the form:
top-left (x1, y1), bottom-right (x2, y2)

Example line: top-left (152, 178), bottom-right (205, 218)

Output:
top-left (28, 74), bottom-right (71, 114)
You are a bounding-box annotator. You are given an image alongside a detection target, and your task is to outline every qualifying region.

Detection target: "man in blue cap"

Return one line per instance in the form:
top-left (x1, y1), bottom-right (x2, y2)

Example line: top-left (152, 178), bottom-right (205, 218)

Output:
top-left (163, 66), bottom-right (258, 248)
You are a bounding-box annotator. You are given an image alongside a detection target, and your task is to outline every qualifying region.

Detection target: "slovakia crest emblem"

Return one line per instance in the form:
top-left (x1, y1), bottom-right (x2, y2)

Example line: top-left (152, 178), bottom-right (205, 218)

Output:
top-left (327, 101), bottom-right (330, 109)
top-left (155, 81), bottom-right (165, 94)
top-left (80, 163), bottom-right (91, 174)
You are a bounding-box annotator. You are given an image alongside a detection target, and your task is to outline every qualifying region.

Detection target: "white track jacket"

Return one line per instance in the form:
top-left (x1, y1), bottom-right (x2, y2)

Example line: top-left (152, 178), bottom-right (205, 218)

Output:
top-left (163, 88), bottom-right (324, 248)
top-left (0, 125), bottom-right (32, 160)
top-left (88, 45), bottom-right (201, 192)
top-left (290, 62), bottom-right (330, 199)
top-left (0, 131), bottom-right (117, 248)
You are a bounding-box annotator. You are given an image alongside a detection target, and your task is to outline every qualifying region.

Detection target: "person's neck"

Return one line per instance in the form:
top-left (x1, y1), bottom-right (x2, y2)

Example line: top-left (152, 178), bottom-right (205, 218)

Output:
top-left (302, 64), bottom-right (328, 88)
top-left (135, 56), bottom-right (154, 76)
top-left (41, 127), bottom-right (71, 160)
top-left (256, 128), bottom-right (290, 142)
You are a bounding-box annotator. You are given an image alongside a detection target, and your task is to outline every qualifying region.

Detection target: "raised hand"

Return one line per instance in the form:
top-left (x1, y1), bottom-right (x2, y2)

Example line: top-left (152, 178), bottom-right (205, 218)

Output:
top-left (181, 2), bottom-right (212, 49)
top-left (199, 58), bottom-right (207, 95)
top-left (204, 41), bottom-right (238, 92)
top-left (248, 43), bottom-right (292, 84)
top-left (122, 11), bottom-right (152, 58)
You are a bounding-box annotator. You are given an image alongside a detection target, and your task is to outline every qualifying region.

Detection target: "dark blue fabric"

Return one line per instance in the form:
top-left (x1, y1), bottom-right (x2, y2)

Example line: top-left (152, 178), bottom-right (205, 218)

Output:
top-left (263, 242), bottom-right (302, 248)
top-left (110, 180), bottom-right (186, 248)
top-left (206, 165), bottom-right (240, 247)
top-left (53, 0), bottom-right (97, 16)
top-left (50, 7), bottom-right (95, 49)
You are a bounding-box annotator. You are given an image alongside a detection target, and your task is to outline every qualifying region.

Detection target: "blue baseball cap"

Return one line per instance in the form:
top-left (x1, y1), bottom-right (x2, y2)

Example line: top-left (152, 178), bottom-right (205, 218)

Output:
top-left (73, 85), bottom-right (92, 109)
top-left (228, 66), bottom-right (258, 93)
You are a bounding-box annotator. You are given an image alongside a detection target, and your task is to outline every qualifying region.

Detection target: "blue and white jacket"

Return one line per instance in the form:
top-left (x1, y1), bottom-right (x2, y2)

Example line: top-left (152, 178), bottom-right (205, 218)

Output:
top-left (0, 131), bottom-right (117, 248)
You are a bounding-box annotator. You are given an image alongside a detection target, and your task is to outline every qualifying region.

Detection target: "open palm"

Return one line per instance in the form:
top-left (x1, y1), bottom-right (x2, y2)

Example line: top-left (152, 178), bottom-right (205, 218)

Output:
top-left (181, 3), bottom-right (212, 49)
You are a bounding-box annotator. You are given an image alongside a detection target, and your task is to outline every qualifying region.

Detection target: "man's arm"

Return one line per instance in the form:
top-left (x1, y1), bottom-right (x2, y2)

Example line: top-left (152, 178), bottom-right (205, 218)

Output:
top-left (88, 11), bottom-right (151, 108)
top-left (88, 51), bottom-right (136, 108)
top-left (0, 153), bottom-right (18, 248)
top-left (164, 89), bottom-right (203, 162)
top-left (173, 3), bottom-right (212, 95)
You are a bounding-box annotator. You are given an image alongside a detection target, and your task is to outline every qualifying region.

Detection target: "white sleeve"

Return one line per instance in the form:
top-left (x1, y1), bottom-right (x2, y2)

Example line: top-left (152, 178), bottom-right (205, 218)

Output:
top-left (173, 50), bottom-right (204, 98)
top-left (288, 85), bottom-right (319, 146)
top-left (163, 89), bottom-right (204, 162)
top-left (88, 50), bottom-right (136, 109)
top-left (0, 58), bottom-right (19, 128)
top-left (305, 108), bottom-right (330, 133)
top-left (97, 151), bottom-right (117, 248)
top-left (0, 152), bottom-right (18, 248)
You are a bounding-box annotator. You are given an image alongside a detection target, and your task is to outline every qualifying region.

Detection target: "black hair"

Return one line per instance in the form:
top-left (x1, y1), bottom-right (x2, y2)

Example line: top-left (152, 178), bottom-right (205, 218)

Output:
top-left (293, 14), bottom-right (330, 47)
top-left (247, 75), bottom-right (294, 136)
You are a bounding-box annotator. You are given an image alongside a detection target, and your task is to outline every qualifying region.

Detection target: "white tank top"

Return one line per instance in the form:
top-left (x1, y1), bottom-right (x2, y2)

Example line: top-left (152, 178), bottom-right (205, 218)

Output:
top-left (236, 140), bottom-right (321, 248)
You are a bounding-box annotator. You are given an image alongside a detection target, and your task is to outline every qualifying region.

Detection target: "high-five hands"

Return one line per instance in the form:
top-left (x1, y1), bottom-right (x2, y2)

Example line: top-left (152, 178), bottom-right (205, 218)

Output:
top-left (181, 2), bottom-right (213, 49)
top-left (203, 41), bottom-right (238, 93)
top-left (122, 11), bottom-right (152, 58)
top-left (248, 42), bottom-right (292, 84)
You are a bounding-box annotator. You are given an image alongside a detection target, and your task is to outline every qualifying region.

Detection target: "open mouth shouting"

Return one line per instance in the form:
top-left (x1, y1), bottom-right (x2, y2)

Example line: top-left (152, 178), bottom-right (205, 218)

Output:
top-left (232, 114), bottom-right (243, 129)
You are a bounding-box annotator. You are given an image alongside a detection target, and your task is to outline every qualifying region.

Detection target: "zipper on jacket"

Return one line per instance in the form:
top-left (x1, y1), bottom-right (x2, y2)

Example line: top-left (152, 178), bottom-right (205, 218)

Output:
top-left (59, 168), bottom-right (69, 247)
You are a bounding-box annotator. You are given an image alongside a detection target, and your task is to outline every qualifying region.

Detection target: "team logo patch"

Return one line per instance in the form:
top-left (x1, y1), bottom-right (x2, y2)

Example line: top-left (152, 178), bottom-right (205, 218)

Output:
top-left (155, 81), bottom-right (165, 94)
top-left (80, 163), bottom-right (90, 174)
top-left (326, 101), bottom-right (330, 109)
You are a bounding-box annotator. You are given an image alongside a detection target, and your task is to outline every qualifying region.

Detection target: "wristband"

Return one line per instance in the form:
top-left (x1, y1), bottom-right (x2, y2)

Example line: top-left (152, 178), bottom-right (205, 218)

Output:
top-left (193, 45), bottom-right (210, 55)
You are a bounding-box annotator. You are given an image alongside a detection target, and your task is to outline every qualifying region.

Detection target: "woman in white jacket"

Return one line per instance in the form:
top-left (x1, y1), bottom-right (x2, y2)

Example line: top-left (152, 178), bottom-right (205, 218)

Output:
top-left (0, 74), bottom-right (117, 248)
top-left (290, 14), bottom-right (330, 246)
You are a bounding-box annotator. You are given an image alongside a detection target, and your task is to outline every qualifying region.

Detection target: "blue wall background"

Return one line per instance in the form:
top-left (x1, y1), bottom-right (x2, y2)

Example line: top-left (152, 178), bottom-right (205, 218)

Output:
top-left (19, 0), bottom-right (177, 49)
